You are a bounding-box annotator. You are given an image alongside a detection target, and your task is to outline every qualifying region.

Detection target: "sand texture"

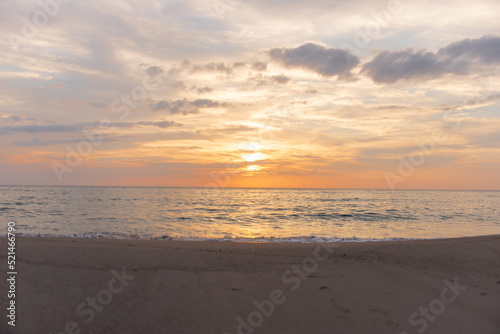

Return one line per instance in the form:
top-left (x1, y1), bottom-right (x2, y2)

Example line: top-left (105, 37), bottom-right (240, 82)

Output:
top-left (1, 235), bottom-right (499, 334)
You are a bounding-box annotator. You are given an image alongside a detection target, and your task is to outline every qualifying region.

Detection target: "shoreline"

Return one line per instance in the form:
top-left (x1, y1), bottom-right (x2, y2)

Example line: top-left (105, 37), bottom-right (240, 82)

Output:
top-left (3, 233), bottom-right (500, 243)
top-left (1, 234), bottom-right (499, 333)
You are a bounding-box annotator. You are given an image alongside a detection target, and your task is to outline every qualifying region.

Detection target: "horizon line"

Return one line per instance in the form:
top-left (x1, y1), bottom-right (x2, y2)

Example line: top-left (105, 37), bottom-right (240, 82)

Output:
top-left (1, 184), bottom-right (499, 191)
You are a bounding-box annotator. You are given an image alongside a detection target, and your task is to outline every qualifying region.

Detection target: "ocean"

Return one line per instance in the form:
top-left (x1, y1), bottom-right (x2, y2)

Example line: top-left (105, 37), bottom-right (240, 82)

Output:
top-left (1, 186), bottom-right (499, 242)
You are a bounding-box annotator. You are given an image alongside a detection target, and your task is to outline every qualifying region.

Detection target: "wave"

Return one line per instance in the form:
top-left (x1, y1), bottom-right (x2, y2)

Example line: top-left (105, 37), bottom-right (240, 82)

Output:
top-left (1, 232), bottom-right (423, 243)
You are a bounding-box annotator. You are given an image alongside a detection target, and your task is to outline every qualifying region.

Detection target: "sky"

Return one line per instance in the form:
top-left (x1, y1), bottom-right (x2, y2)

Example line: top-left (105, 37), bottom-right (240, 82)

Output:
top-left (1, 0), bottom-right (499, 189)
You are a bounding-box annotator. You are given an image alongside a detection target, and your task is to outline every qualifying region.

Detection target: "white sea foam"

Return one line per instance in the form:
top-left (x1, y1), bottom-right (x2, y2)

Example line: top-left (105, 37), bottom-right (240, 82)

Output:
top-left (1, 232), bottom-right (423, 243)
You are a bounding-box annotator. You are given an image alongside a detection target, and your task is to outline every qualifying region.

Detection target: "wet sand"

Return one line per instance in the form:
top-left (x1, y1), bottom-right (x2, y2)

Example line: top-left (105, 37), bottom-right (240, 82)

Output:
top-left (1, 235), bottom-right (499, 334)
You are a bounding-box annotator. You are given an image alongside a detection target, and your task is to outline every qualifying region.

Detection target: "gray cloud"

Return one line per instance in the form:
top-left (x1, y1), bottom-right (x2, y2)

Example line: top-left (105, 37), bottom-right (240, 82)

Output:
top-left (152, 99), bottom-right (228, 114)
top-left (252, 61), bottom-right (267, 71)
top-left (362, 35), bottom-right (500, 84)
top-left (169, 81), bottom-right (187, 90)
top-left (439, 93), bottom-right (500, 112)
top-left (248, 73), bottom-right (290, 86)
top-left (13, 136), bottom-right (116, 147)
top-left (270, 74), bottom-right (290, 84)
top-left (0, 114), bottom-right (40, 125)
top-left (269, 43), bottom-right (360, 79)
top-left (176, 60), bottom-right (269, 77)
top-left (135, 121), bottom-right (182, 129)
top-left (0, 121), bottom-right (182, 135)
top-left (0, 124), bottom-right (83, 135)
top-left (146, 65), bottom-right (165, 77)
top-left (6, 115), bottom-right (23, 123)
top-left (191, 62), bottom-right (233, 74)
top-left (232, 62), bottom-right (247, 68)
top-left (191, 85), bottom-right (213, 94)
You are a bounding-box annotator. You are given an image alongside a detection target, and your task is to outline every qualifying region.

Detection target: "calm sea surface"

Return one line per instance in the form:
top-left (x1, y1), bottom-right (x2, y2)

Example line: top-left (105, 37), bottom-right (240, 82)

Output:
top-left (1, 186), bottom-right (499, 241)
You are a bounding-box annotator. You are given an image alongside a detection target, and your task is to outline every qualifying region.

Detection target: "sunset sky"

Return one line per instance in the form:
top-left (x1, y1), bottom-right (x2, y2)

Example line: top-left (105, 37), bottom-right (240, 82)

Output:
top-left (1, 0), bottom-right (499, 189)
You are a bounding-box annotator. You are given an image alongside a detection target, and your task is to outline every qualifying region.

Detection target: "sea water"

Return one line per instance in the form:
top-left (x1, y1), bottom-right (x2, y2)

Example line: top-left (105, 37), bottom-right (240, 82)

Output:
top-left (1, 186), bottom-right (499, 242)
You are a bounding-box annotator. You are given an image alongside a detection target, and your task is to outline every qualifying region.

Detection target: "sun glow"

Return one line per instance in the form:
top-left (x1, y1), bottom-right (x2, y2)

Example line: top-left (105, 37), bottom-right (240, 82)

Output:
top-left (242, 152), bottom-right (265, 162)
top-left (246, 165), bottom-right (261, 172)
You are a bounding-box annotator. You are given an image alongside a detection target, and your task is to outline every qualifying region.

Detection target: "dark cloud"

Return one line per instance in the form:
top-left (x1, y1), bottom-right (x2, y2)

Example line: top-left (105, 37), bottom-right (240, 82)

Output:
top-left (0, 114), bottom-right (39, 125)
top-left (0, 121), bottom-right (182, 135)
top-left (270, 74), bottom-right (290, 84)
top-left (232, 62), bottom-right (247, 68)
top-left (248, 73), bottom-right (267, 85)
top-left (170, 81), bottom-right (187, 90)
top-left (0, 124), bottom-right (83, 135)
top-left (152, 99), bottom-right (228, 114)
top-left (362, 35), bottom-right (500, 84)
top-left (252, 61), bottom-right (267, 71)
top-left (248, 73), bottom-right (290, 86)
top-left (12, 136), bottom-right (116, 147)
top-left (176, 60), bottom-right (266, 76)
top-left (136, 121), bottom-right (182, 129)
top-left (269, 43), bottom-right (360, 79)
top-left (191, 62), bottom-right (233, 74)
top-left (191, 85), bottom-right (213, 94)
top-left (7, 115), bottom-right (24, 123)
top-left (191, 99), bottom-right (224, 107)
top-left (146, 65), bottom-right (164, 77)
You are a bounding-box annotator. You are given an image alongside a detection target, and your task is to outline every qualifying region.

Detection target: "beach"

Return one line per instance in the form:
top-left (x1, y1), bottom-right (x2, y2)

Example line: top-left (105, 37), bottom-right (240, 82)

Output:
top-left (1, 235), bottom-right (499, 334)
top-left (3, 0), bottom-right (500, 333)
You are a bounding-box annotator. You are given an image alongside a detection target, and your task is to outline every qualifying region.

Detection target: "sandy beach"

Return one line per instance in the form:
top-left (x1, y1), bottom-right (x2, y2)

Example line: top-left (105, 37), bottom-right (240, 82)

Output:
top-left (1, 235), bottom-right (499, 334)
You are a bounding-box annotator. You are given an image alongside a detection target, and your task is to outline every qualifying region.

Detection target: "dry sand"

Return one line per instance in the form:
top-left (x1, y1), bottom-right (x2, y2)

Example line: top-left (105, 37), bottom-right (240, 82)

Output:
top-left (1, 235), bottom-right (499, 334)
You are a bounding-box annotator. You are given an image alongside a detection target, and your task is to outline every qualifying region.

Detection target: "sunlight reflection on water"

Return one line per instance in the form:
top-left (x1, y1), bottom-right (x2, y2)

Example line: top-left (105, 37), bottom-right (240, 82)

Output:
top-left (1, 186), bottom-right (499, 240)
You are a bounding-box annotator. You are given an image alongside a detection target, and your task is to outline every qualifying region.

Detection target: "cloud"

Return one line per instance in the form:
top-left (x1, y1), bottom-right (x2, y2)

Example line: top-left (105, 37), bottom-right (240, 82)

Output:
top-left (232, 62), bottom-right (247, 68)
top-left (135, 121), bottom-right (183, 129)
top-left (438, 93), bottom-right (500, 112)
top-left (174, 60), bottom-right (266, 77)
top-left (0, 114), bottom-right (39, 125)
top-left (146, 65), bottom-right (165, 77)
top-left (191, 62), bottom-right (233, 74)
top-left (191, 85), bottom-right (213, 94)
top-left (270, 74), bottom-right (290, 84)
top-left (12, 137), bottom-right (116, 147)
top-left (252, 61), bottom-right (267, 71)
top-left (362, 35), bottom-right (500, 84)
top-left (269, 43), bottom-right (360, 79)
top-left (206, 125), bottom-right (257, 134)
top-left (0, 124), bottom-right (83, 135)
top-left (52, 97), bottom-right (110, 110)
top-left (152, 99), bottom-right (228, 114)
top-left (248, 73), bottom-right (290, 86)
top-left (88, 101), bottom-right (107, 108)
top-left (0, 121), bottom-right (182, 135)
top-left (169, 81), bottom-right (188, 90)
top-left (6, 115), bottom-right (23, 123)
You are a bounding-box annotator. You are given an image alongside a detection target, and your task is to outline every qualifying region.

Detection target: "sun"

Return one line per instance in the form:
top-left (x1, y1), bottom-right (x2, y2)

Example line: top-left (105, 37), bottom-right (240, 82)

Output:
top-left (242, 152), bottom-right (265, 162)
top-left (246, 165), bottom-right (261, 172)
